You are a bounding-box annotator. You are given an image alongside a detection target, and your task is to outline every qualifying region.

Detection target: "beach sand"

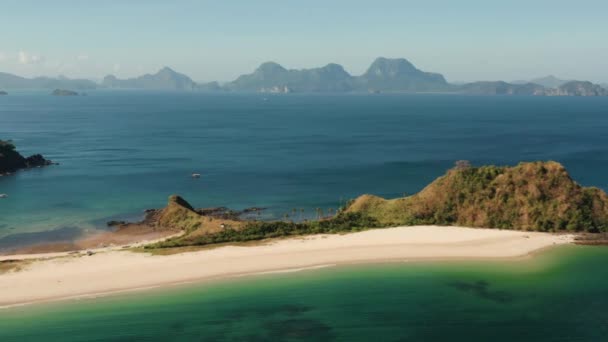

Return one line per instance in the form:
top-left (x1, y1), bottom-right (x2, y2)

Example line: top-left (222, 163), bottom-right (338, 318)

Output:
top-left (0, 226), bottom-right (574, 308)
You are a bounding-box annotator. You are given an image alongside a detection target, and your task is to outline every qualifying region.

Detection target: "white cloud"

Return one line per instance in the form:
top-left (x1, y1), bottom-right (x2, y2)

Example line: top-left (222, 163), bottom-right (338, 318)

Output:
top-left (76, 54), bottom-right (89, 61)
top-left (18, 51), bottom-right (44, 65)
top-left (0, 52), bottom-right (5, 62)
top-left (113, 63), bottom-right (121, 72)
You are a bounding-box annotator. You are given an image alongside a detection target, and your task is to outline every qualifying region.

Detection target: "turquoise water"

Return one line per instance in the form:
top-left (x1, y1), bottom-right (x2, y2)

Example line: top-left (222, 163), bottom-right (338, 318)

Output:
top-left (2, 92), bottom-right (608, 251)
top-left (1, 245), bottom-right (607, 341)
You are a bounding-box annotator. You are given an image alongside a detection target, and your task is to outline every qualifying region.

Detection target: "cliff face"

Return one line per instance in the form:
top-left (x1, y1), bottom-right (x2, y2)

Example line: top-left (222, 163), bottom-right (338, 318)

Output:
top-left (0, 140), bottom-right (53, 174)
top-left (345, 161), bottom-right (608, 232)
top-left (458, 82), bottom-right (546, 95)
top-left (545, 81), bottom-right (608, 96)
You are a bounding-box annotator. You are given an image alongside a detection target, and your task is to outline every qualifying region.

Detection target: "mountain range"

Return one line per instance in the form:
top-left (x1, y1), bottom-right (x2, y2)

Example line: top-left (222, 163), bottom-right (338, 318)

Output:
top-left (512, 75), bottom-right (571, 88)
top-left (0, 72), bottom-right (97, 90)
top-left (1, 58), bottom-right (607, 96)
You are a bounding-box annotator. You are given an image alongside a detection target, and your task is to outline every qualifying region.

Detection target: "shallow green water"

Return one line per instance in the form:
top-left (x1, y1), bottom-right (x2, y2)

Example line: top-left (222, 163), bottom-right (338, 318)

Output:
top-left (1, 245), bottom-right (607, 341)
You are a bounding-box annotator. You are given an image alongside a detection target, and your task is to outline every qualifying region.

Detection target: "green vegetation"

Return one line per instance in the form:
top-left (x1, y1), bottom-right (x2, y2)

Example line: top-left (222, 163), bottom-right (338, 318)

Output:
top-left (346, 161), bottom-right (608, 232)
top-left (149, 212), bottom-right (379, 249)
top-left (143, 161), bottom-right (608, 250)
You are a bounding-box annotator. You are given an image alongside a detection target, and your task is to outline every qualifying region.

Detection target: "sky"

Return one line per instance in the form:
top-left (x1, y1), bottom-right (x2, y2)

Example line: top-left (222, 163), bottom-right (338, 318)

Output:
top-left (1, 0), bottom-right (607, 83)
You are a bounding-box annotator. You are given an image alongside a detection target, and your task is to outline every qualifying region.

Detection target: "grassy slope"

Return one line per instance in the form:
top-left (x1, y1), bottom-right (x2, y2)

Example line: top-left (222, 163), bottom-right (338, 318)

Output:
top-left (346, 161), bottom-right (608, 232)
top-left (148, 161), bottom-right (608, 249)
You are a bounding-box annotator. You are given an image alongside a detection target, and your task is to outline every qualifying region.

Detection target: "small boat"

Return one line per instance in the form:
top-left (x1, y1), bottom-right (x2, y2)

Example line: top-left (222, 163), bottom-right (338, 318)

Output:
top-left (0, 194), bottom-right (8, 198)
top-left (192, 173), bottom-right (201, 178)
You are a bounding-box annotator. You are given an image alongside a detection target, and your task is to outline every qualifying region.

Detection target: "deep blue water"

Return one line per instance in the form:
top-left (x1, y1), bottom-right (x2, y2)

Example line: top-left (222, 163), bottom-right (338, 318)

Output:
top-left (1, 92), bottom-right (608, 250)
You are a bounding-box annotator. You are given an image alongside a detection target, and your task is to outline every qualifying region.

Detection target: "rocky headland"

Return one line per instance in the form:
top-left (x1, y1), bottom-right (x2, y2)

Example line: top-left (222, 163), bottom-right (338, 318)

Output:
top-left (0, 140), bottom-right (55, 175)
top-left (120, 161), bottom-right (608, 250)
top-left (51, 89), bottom-right (79, 96)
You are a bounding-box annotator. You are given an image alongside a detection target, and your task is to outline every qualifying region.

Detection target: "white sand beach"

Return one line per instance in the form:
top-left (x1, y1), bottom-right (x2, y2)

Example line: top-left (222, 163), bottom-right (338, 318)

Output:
top-left (0, 226), bottom-right (574, 308)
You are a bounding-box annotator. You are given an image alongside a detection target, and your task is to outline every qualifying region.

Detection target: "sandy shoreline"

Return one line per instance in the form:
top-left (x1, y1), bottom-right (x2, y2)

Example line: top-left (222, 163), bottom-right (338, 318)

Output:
top-left (0, 226), bottom-right (574, 309)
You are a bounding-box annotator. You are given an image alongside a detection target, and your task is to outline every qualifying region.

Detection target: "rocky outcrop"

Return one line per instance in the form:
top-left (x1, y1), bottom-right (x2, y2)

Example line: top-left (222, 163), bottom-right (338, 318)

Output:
top-left (458, 81), bottom-right (546, 95)
top-left (545, 81), bottom-right (608, 96)
top-left (51, 89), bottom-right (79, 96)
top-left (0, 140), bottom-right (55, 174)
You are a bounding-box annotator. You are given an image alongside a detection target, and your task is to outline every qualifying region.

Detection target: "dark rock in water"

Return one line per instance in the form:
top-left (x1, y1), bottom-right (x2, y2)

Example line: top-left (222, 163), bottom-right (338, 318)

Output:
top-left (0, 91), bottom-right (7, 95)
top-left (51, 89), bottom-right (79, 96)
top-left (0, 140), bottom-right (55, 174)
top-left (24, 154), bottom-right (54, 168)
top-left (242, 207), bottom-right (266, 213)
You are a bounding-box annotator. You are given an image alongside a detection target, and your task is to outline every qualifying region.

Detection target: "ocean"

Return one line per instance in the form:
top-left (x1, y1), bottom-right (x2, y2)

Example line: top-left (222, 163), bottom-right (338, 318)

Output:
top-left (2, 92), bottom-right (608, 340)
top-left (1, 92), bottom-right (608, 250)
top-left (1, 245), bottom-right (607, 341)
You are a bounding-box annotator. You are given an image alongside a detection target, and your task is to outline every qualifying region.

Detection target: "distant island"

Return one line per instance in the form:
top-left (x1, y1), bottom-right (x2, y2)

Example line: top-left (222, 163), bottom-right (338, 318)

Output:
top-left (90, 161), bottom-right (604, 250)
top-left (51, 89), bottom-right (79, 96)
top-left (1, 57), bottom-right (607, 95)
top-left (0, 90), bottom-right (7, 95)
top-left (0, 140), bottom-right (55, 175)
top-left (0, 72), bottom-right (96, 90)
top-left (513, 75), bottom-right (571, 88)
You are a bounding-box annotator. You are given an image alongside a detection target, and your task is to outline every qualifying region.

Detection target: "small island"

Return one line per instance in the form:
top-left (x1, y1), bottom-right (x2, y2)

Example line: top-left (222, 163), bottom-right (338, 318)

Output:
top-left (93, 160), bottom-right (605, 250)
top-left (51, 89), bottom-right (79, 96)
top-left (4, 160), bottom-right (605, 307)
top-left (0, 91), bottom-right (7, 95)
top-left (0, 140), bottom-right (55, 175)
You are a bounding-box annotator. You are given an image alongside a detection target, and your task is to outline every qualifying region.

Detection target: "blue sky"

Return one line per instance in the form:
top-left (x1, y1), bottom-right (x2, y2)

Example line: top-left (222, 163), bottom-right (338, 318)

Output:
top-left (1, 0), bottom-right (607, 82)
